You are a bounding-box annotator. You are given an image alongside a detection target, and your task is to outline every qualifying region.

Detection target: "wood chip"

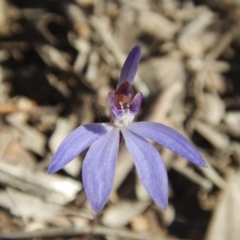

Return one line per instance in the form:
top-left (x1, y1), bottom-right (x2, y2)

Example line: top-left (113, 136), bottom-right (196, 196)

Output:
top-left (194, 120), bottom-right (230, 149)
top-left (6, 114), bottom-right (47, 156)
top-left (0, 189), bottom-right (61, 222)
top-left (138, 11), bottom-right (178, 40)
top-left (0, 160), bottom-right (82, 205)
top-left (205, 172), bottom-right (240, 240)
top-left (101, 200), bottom-right (150, 227)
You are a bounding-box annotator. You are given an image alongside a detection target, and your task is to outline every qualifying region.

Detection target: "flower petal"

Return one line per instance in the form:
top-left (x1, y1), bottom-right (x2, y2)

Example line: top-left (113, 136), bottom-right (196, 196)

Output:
top-left (48, 123), bottom-right (112, 173)
top-left (128, 122), bottom-right (207, 167)
top-left (108, 92), bottom-right (118, 120)
top-left (121, 128), bottom-right (168, 209)
top-left (117, 44), bottom-right (141, 88)
top-left (82, 128), bottom-right (120, 214)
top-left (130, 92), bottom-right (143, 115)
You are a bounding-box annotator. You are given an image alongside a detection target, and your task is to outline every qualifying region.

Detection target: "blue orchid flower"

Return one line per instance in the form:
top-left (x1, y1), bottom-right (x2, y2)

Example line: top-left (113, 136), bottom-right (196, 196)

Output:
top-left (48, 45), bottom-right (206, 214)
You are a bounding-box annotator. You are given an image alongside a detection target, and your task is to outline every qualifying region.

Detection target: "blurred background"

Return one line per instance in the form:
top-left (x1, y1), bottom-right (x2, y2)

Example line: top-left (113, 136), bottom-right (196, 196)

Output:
top-left (0, 0), bottom-right (240, 239)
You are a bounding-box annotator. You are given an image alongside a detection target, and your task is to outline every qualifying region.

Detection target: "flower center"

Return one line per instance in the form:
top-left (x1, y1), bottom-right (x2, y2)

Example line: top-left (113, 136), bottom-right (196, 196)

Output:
top-left (113, 100), bottom-right (134, 127)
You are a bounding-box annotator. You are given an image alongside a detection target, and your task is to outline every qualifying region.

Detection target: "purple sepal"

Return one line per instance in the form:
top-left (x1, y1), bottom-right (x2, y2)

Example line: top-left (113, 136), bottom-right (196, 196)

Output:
top-left (82, 128), bottom-right (120, 214)
top-left (108, 92), bottom-right (118, 122)
top-left (117, 44), bottom-right (141, 88)
top-left (128, 122), bottom-right (207, 167)
top-left (130, 92), bottom-right (143, 115)
top-left (47, 123), bottom-right (112, 173)
top-left (122, 128), bottom-right (168, 208)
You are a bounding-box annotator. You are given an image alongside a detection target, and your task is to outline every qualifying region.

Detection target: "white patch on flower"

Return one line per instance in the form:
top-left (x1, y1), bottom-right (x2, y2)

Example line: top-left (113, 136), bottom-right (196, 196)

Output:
top-left (113, 112), bottom-right (135, 127)
top-left (113, 101), bottom-right (135, 127)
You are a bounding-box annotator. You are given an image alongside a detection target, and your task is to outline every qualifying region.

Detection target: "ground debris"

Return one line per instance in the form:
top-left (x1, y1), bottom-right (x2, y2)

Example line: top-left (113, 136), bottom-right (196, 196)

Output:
top-left (0, 0), bottom-right (240, 239)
